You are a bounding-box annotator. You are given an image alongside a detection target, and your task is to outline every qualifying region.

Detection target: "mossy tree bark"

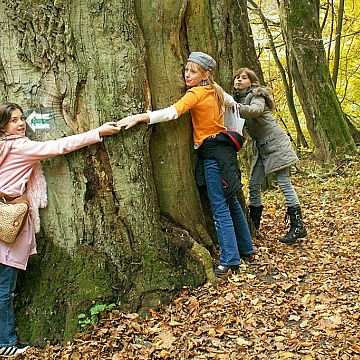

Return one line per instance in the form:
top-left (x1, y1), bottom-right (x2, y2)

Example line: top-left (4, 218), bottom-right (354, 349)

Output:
top-left (277, 0), bottom-right (355, 161)
top-left (0, 0), bottom-right (259, 344)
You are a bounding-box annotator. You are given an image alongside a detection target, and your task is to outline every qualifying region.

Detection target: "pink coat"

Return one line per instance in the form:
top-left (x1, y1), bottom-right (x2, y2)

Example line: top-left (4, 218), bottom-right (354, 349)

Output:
top-left (0, 129), bottom-right (102, 270)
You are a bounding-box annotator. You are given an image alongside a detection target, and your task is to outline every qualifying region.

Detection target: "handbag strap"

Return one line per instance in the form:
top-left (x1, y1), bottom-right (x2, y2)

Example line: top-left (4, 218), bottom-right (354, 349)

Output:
top-left (0, 193), bottom-right (10, 203)
top-left (0, 192), bottom-right (16, 201)
top-left (0, 193), bottom-right (29, 205)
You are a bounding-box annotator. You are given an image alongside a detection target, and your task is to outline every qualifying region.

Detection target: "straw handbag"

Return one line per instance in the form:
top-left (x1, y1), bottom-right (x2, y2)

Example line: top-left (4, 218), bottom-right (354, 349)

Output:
top-left (0, 194), bottom-right (29, 244)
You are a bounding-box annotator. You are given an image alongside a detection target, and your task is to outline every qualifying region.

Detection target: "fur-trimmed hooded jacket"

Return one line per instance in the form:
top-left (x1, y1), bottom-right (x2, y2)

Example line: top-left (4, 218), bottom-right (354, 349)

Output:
top-left (234, 86), bottom-right (298, 174)
top-left (0, 129), bottom-right (102, 270)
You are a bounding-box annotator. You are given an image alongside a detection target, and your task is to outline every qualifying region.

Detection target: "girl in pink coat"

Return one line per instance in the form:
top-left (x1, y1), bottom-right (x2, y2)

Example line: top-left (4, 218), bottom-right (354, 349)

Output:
top-left (0, 102), bottom-right (120, 357)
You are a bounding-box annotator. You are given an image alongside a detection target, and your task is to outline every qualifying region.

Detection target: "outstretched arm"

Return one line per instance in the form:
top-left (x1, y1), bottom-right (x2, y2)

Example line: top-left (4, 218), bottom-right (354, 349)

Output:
top-left (13, 122), bottom-right (120, 162)
top-left (118, 106), bottom-right (179, 129)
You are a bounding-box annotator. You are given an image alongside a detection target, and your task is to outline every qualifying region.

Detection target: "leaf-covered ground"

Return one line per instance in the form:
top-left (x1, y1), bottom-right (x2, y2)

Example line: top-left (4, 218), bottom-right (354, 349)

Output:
top-left (24, 157), bottom-right (360, 360)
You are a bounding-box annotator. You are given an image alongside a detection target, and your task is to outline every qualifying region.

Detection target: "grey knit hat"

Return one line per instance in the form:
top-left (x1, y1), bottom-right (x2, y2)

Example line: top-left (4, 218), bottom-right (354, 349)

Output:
top-left (187, 51), bottom-right (216, 71)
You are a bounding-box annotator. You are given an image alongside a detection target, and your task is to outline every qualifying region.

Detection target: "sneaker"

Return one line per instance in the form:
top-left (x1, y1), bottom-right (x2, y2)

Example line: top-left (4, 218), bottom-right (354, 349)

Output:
top-left (0, 343), bottom-right (30, 358)
top-left (214, 264), bottom-right (240, 276)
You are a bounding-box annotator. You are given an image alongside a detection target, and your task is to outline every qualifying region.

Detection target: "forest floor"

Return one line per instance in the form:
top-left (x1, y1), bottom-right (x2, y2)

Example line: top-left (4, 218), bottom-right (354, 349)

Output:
top-left (24, 156), bottom-right (359, 360)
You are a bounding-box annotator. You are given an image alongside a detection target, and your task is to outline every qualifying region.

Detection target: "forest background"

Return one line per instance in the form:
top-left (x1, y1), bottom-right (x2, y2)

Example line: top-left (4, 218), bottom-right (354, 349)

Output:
top-left (250, 0), bottom-right (359, 152)
top-left (0, 0), bottom-right (359, 358)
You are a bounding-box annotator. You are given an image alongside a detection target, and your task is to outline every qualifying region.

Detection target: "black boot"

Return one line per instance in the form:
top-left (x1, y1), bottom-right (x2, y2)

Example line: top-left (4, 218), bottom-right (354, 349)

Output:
top-left (280, 206), bottom-right (307, 244)
top-left (249, 205), bottom-right (264, 230)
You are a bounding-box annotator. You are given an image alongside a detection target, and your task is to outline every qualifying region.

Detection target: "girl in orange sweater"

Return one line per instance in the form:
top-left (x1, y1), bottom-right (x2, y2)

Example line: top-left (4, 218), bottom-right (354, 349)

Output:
top-left (118, 52), bottom-right (254, 276)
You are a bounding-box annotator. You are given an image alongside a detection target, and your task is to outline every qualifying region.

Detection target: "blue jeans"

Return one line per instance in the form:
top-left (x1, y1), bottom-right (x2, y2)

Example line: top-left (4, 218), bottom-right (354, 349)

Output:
top-left (0, 264), bottom-right (18, 347)
top-left (204, 159), bottom-right (254, 266)
top-left (249, 157), bottom-right (300, 207)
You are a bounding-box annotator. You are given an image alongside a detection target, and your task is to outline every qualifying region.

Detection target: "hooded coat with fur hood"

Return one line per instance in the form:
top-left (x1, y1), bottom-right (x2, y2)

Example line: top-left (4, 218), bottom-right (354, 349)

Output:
top-left (234, 86), bottom-right (298, 174)
top-left (0, 129), bottom-right (102, 270)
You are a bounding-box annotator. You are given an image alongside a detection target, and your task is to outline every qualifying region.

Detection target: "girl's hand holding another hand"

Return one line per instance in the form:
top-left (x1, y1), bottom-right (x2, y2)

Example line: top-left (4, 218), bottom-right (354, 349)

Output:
top-left (117, 114), bottom-right (149, 129)
top-left (98, 122), bottom-right (121, 136)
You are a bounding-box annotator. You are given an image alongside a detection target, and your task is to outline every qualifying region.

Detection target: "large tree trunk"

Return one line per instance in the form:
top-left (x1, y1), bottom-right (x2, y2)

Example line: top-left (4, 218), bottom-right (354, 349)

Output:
top-left (277, 0), bottom-right (355, 161)
top-left (0, 0), bottom-right (258, 344)
top-left (134, 0), bottom-right (214, 251)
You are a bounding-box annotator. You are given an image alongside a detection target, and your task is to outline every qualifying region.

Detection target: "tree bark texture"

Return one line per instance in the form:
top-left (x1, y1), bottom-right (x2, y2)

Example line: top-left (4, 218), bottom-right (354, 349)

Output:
top-left (229, 0), bottom-right (264, 83)
top-left (0, 0), bottom-right (258, 343)
top-left (277, 0), bottom-right (355, 161)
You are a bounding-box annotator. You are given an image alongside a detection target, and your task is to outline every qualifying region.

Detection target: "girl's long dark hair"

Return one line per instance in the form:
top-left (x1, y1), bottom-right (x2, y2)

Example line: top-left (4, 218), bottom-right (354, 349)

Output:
top-left (0, 103), bottom-right (24, 133)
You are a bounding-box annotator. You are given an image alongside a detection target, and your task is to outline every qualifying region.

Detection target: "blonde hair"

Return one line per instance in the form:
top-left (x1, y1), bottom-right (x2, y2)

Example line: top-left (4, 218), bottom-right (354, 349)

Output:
top-left (186, 62), bottom-right (225, 116)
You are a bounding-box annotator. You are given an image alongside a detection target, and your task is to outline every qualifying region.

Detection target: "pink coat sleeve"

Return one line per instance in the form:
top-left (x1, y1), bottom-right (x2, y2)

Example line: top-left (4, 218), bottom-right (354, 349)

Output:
top-left (13, 129), bottom-right (102, 162)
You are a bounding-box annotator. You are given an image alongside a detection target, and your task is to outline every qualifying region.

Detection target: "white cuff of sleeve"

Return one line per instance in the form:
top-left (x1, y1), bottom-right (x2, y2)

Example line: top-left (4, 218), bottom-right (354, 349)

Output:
top-left (224, 92), bottom-right (236, 106)
top-left (148, 105), bottom-right (179, 124)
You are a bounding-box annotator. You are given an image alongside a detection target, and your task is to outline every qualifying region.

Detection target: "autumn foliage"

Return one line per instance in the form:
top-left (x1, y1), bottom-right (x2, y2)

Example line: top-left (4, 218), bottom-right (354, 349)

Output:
top-left (23, 156), bottom-right (360, 359)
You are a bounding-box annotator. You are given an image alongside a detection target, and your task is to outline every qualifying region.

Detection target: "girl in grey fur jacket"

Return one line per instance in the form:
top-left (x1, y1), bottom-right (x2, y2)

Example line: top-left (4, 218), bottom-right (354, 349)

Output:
top-left (233, 67), bottom-right (307, 244)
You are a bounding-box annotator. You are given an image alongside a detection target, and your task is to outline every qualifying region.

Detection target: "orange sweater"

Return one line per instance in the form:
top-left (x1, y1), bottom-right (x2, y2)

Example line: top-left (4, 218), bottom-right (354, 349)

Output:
top-left (173, 85), bottom-right (226, 147)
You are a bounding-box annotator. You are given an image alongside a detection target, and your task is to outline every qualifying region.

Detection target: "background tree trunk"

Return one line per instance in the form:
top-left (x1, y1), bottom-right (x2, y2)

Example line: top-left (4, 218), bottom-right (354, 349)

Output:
top-left (0, 0), bottom-right (260, 344)
top-left (331, 0), bottom-right (344, 87)
top-left (228, 0), bottom-right (264, 84)
top-left (277, 0), bottom-right (355, 161)
top-left (248, 0), bottom-right (308, 149)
